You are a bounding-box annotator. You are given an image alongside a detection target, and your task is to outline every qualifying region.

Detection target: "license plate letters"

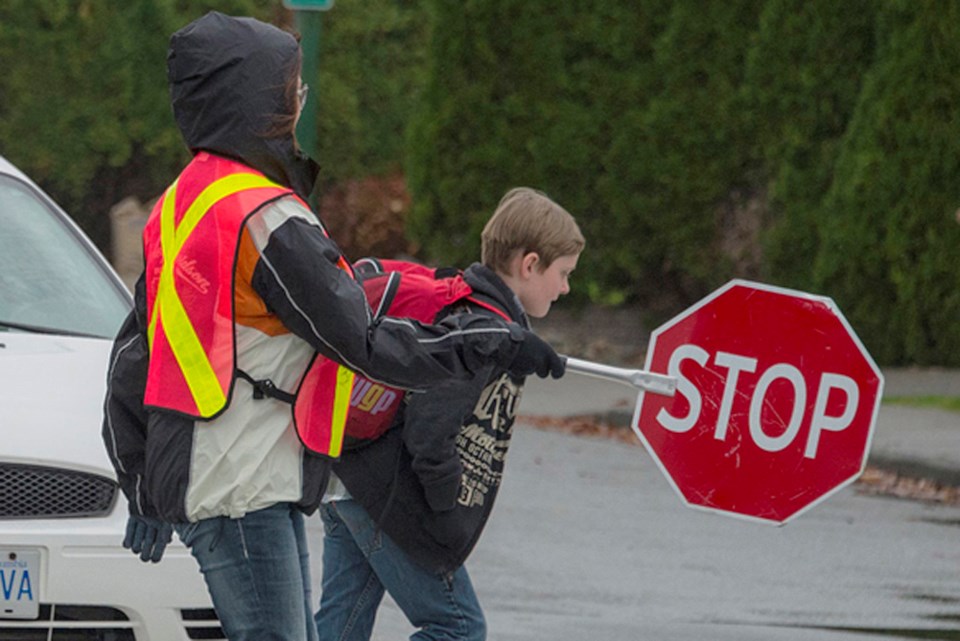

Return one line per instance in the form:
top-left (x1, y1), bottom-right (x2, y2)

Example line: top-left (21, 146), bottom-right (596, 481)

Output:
top-left (1, 549), bottom-right (39, 619)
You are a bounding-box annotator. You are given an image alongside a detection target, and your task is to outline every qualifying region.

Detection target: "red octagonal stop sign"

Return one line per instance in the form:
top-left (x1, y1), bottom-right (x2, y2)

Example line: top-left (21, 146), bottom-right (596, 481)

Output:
top-left (634, 280), bottom-right (884, 525)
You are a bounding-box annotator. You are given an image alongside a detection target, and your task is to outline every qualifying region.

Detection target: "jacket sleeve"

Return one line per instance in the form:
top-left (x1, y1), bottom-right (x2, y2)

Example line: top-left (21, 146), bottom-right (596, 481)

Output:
top-left (401, 366), bottom-right (494, 512)
top-left (101, 275), bottom-right (156, 518)
top-left (247, 199), bottom-right (523, 391)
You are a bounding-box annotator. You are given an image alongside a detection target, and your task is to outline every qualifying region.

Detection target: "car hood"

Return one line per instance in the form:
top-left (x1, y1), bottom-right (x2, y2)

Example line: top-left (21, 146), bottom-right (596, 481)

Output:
top-left (0, 332), bottom-right (116, 479)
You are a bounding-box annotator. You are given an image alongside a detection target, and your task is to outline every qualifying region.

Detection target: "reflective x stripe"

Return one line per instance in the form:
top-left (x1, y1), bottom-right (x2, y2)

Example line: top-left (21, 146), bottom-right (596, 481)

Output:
top-left (147, 173), bottom-right (283, 417)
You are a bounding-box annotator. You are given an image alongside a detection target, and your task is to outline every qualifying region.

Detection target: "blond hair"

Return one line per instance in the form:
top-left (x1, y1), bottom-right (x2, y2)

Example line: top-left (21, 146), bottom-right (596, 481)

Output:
top-left (481, 188), bottom-right (585, 273)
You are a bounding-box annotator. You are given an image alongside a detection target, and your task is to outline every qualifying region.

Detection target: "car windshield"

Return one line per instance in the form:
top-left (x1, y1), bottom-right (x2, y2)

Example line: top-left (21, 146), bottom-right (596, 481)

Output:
top-left (0, 174), bottom-right (130, 338)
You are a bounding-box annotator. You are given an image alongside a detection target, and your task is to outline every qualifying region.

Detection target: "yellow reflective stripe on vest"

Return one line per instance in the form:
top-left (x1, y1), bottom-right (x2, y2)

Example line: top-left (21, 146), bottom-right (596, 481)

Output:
top-left (147, 172), bottom-right (285, 417)
top-left (327, 366), bottom-right (356, 458)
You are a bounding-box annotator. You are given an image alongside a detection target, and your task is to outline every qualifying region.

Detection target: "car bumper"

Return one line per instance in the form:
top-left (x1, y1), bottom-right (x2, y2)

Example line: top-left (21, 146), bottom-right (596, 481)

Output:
top-left (0, 504), bottom-right (221, 641)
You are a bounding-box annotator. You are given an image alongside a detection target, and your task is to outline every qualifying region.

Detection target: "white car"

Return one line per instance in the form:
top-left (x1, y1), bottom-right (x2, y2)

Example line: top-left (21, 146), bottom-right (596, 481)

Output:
top-left (0, 155), bottom-right (222, 640)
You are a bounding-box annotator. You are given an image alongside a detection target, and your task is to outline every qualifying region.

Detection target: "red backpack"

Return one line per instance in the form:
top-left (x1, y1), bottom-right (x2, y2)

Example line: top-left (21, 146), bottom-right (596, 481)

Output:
top-left (299, 258), bottom-right (511, 453)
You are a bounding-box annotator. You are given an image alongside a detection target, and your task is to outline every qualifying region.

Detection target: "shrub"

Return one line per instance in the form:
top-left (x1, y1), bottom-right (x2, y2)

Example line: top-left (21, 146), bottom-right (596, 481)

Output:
top-left (812, 0), bottom-right (960, 365)
top-left (743, 0), bottom-right (877, 290)
top-left (0, 0), bottom-right (272, 249)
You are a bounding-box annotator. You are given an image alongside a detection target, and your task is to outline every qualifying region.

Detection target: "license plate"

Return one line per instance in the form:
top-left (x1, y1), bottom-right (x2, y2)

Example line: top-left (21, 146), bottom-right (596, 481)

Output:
top-left (0, 549), bottom-right (39, 619)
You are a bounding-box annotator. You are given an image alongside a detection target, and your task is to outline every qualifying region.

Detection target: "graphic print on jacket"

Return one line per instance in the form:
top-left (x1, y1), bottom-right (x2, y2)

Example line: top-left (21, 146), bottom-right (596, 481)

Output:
top-left (457, 373), bottom-right (522, 509)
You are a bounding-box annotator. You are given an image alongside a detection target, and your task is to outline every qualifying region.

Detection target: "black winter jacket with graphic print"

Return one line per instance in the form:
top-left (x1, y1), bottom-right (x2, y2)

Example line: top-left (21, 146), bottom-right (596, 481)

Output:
top-left (332, 264), bottom-right (530, 574)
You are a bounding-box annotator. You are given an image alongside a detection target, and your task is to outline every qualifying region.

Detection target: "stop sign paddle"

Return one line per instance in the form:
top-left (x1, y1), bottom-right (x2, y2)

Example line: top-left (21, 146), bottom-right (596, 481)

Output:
top-left (632, 279), bottom-right (884, 525)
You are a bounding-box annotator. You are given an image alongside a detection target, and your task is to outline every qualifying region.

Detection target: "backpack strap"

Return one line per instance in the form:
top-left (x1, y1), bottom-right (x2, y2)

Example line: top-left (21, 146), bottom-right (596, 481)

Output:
top-left (433, 266), bottom-right (460, 279)
top-left (353, 257), bottom-right (385, 277)
top-left (372, 272), bottom-right (402, 319)
top-left (358, 271), bottom-right (403, 320)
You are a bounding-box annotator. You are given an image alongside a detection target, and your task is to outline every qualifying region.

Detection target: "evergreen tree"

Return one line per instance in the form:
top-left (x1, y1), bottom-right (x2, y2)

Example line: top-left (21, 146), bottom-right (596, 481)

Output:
top-left (601, 0), bottom-right (763, 308)
top-left (0, 0), bottom-right (271, 248)
top-left (743, 0), bottom-right (876, 289)
top-left (314, 0), bottom-right (430, 181)
top-left (812, 0), bottom-right (960, 364)
top-left (408, 0), bottom-right (676, 300)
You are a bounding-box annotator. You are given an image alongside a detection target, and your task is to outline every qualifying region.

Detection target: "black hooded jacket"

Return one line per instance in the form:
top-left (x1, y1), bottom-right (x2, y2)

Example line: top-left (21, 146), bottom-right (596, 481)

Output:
top-left (101, 13), bottom-right (528, 524)
top-left (333, 264), bottom-right (531, 574)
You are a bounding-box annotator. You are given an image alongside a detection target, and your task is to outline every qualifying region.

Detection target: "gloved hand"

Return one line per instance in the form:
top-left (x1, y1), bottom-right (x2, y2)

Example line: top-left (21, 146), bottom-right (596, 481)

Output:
top-left (508, 330), bottom-right (566, 379)
top-left (123, 514), bottom-right (173, 563)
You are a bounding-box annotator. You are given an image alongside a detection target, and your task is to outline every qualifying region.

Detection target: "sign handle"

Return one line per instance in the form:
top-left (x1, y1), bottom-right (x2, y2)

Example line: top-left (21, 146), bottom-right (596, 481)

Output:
top-left (562, 356), bottom-right (676, 396)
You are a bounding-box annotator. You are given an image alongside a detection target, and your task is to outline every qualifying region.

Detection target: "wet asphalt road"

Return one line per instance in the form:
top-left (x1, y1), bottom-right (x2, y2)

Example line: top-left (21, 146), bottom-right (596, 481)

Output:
top-left (306, 374), bottom-right (960, 640)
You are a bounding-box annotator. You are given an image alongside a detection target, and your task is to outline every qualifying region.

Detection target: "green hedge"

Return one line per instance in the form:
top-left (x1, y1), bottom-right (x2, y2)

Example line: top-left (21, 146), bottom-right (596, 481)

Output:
top-left (0, 0), bottom-right (274, 249)
top-left (3, 1), bottom-right (960, 365)
top-left (409, 1), bottom-right (667, 301)
top-left (408, 0), bottom-right (960, 365)
top-left (599, 0), bottom-right (762, 305)
top-left (0, 0), bottom-right (426, 250)
top-left (811, 0), bottom-right (960, 365)
top-left (745, 0), bottom-right (877, 290)
top-left (312, 0), bottom-right (429, 181)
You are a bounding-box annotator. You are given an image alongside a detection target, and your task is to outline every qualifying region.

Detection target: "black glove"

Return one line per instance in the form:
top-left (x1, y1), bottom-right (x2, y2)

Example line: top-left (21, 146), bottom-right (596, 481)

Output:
top-left (123, 515), bottom-right (173, 563)
top-left (508, 330), bottom-right (566, 379)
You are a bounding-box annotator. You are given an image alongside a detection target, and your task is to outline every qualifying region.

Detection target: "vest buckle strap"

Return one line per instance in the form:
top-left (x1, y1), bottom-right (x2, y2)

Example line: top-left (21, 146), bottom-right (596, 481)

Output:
top-left (237, 369), bottom-right (296, 405)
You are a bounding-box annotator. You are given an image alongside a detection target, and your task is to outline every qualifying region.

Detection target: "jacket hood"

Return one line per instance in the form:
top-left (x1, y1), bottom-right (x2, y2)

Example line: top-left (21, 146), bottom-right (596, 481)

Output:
top-left (463, 263), bottom-right (529, 329)
top-left (167, 11), bottom-right (319, 200)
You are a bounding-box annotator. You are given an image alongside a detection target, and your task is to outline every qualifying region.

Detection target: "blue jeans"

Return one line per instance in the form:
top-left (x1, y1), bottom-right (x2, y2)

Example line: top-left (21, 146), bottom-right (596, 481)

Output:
top-left (315, 499), bottom-right (485, 641)
top-left (175, 503), bottom-right (318, 641)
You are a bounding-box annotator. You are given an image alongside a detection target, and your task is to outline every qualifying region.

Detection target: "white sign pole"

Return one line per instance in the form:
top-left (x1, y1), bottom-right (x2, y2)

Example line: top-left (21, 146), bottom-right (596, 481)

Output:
top-left (563, 356), bottom-right (677, 396)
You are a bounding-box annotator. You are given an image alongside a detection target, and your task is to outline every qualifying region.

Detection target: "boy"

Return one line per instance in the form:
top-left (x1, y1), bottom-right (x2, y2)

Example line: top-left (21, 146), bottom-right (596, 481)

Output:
top-left (315, 187), bottom-right (585, 641)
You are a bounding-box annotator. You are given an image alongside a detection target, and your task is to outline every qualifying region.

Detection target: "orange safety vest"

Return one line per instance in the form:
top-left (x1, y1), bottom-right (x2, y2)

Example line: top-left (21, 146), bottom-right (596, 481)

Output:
top-left (142, 152), bottom-right (355, 458)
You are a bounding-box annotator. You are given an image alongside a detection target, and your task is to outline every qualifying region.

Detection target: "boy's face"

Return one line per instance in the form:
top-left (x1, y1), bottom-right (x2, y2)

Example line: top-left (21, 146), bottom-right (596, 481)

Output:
top-left (515, 252), bottom-right (579, 318)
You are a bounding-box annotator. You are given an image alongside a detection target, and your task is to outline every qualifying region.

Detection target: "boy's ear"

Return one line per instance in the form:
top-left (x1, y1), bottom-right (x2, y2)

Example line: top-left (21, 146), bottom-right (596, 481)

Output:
top-left (520, 251), bottom-right (540, 277)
